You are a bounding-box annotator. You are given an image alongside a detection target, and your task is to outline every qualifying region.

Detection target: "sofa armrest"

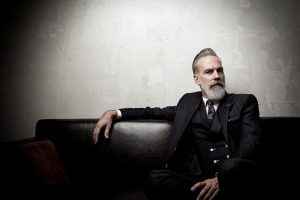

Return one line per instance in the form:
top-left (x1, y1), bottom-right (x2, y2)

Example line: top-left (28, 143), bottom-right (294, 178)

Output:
top-left (19, 139), bottom-right (69, 189)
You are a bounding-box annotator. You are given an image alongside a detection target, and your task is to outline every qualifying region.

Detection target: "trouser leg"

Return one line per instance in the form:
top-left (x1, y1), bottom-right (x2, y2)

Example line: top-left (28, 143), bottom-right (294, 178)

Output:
top-left (144, 159), bottom-right (262, 200)
top-left (144, 169), bottom-right (205, 200)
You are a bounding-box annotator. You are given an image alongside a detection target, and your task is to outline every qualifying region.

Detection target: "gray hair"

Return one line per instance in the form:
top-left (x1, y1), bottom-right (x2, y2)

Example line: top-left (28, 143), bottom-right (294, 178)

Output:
top-left (192, 48), bottom-right (219, 74)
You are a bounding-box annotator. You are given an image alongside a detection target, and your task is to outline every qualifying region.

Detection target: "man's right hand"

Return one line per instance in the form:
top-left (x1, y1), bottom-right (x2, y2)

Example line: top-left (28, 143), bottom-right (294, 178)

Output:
top-left (93, 110), bottom-right (118, 144)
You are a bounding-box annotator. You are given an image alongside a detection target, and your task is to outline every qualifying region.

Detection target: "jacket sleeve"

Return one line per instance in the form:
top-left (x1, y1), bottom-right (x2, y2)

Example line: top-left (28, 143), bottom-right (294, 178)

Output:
top-left (233, 94), bottom-right (263, 161)
top-left (119, 106), bottom-right (177, 121)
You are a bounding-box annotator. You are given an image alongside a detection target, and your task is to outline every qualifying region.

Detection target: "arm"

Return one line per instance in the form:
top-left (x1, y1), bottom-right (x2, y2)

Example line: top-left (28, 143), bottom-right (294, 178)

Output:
top-left (93, 106), bottom-right (176, 144)
top-left (120, 106), bottom-right (176, 120)
top-left (233, 94), bottom-right (263, 160)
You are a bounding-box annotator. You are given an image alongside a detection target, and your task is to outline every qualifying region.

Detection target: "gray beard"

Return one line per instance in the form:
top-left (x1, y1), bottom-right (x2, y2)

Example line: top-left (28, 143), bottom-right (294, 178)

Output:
top-left (200, 81), bottom-right (226, 101)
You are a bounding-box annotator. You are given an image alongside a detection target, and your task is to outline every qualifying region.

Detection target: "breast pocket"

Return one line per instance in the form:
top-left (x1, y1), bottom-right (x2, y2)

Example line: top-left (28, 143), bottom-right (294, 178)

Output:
top-left (227, 116), bottom-right (241, 134)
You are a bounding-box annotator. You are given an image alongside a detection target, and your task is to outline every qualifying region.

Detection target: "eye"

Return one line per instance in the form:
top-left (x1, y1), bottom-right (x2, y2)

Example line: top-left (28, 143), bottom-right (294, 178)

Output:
top-left (217, 67), bottom-right (224, 73)
top-left (204, 69), bottom-right (213, 74)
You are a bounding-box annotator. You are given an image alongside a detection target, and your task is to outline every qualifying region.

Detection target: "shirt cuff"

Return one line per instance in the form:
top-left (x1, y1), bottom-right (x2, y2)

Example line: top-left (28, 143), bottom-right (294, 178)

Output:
top-left (116, 109), bottom-right (122, 119)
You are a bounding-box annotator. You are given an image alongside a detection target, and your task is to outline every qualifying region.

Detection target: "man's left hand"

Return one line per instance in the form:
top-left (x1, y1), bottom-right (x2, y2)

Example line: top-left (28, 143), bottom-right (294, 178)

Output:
top-left (190, 177), bottom-right (219, 200)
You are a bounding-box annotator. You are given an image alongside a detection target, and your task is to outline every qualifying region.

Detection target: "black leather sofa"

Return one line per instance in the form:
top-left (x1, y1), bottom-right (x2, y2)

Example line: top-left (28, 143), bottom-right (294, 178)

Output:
top-left (1, 117), bottom-right (299, 199)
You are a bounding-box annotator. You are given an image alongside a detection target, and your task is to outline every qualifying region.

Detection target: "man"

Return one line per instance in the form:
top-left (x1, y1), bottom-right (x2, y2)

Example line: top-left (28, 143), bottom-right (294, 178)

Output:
top-left (93, 48), bottom-right (263, 200)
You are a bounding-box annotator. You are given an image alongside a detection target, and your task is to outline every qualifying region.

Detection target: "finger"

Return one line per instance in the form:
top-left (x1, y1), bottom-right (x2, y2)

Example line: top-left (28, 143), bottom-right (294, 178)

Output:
top-left (191, 182), bottom-right (204, 191)
top-left (197, 185), bottom-right (209, 200)
top-left (104, 122), bottom-right (112, 139)
top-left (203, 187), bottom-right (215, 200)
top-left (208, 189), bottom-right (219, 200)
top-left (93, 126), bottom-right (100, 144)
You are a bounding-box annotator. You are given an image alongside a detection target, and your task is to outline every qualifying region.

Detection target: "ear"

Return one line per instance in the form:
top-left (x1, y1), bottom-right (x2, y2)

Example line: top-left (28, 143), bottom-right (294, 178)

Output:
top-left (193, 74), bottom-right (201, 85)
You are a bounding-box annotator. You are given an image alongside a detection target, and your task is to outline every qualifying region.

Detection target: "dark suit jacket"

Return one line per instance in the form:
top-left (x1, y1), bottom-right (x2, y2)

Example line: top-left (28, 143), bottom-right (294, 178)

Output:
top-left (120, 92), bottom-right (263, 166)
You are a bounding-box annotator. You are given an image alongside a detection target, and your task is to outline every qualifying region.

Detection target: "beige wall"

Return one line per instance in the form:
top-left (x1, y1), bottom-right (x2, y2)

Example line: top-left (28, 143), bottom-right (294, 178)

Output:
top-left (1, 0), bottom-right (300, 142)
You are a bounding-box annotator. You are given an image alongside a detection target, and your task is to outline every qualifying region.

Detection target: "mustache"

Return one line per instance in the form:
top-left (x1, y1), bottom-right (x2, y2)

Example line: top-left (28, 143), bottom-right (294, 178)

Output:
top-left (211, 81), bottom-right (225, 87)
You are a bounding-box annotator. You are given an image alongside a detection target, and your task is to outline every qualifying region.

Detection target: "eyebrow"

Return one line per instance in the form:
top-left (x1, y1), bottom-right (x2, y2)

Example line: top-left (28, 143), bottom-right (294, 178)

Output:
top-left (203, 66), bottom-right (223, 72)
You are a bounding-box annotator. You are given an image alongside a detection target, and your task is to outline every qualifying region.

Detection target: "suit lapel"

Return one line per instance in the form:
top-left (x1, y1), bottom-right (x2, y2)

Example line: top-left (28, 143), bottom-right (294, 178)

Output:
top-left (167, 92), bottom-right (201, 157)
top-left (173, 92), bottom-right (202, 138)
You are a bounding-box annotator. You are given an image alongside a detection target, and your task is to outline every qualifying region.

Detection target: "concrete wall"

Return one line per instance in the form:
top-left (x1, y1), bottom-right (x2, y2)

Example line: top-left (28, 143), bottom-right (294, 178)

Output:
top-left (1, 0), bottom-right (300, 142)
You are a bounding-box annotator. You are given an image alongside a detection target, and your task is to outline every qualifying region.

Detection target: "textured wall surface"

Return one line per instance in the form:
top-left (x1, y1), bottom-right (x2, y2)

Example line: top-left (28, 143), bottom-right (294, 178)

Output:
top-left (1, 0), bottom-right (300, 142)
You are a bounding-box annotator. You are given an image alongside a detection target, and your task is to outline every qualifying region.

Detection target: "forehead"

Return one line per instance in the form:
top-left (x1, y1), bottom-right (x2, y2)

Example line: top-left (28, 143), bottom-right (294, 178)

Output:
top-left (195, 55), bottom-right (222, 71)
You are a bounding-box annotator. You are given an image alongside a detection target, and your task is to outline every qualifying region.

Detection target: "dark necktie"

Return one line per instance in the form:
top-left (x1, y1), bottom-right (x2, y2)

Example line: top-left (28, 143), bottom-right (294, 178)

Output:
top-left (206, 100), bottom-right (215, 120)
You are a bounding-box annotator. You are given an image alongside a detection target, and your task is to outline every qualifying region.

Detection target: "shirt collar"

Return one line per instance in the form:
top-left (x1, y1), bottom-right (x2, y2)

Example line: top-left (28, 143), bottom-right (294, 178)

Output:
top-left (202, 97), bottom-right (220, 106)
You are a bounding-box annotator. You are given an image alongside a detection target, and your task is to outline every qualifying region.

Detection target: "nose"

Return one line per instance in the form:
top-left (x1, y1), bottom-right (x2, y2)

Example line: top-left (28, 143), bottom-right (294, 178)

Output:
top-left (213, 70), bottom-right (220, 79)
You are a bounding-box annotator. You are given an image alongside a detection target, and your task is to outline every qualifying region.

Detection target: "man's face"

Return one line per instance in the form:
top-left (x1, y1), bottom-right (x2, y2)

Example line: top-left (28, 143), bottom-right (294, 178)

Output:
top-left (193, 55), bottom-right (226, 100)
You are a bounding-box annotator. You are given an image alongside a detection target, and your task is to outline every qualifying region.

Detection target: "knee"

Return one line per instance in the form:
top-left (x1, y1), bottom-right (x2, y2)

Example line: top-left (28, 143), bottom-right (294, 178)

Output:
top-left (143, 170), bottom-right (168, 200)
top-left (143, 170), bottom-right (166, 193)
top-left (144, 170), bottom-right (162, 186)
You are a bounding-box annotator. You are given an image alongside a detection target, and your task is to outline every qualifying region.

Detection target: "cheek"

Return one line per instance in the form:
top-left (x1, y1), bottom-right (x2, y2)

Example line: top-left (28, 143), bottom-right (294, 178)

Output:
top-left (201, 77), bottom-right (211, 84)
top-left (221, 75), bottom-right (225, 82)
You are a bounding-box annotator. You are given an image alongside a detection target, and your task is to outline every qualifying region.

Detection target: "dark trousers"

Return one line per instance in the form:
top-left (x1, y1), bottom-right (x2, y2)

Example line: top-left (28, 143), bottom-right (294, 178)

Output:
top-left (144, 158), bottom-right (263, 200)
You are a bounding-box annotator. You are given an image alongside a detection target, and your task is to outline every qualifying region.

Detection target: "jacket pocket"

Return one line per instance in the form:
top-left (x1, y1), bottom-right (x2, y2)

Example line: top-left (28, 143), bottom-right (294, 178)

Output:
top-left (228, 116), bottom-right (239, 122)
top-left (227, 116), bottom-right (241, 137)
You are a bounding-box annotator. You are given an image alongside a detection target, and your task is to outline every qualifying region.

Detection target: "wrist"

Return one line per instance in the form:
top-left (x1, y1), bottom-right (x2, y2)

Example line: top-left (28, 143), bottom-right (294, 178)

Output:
top-left (107, 110), bottom-right (118, 119)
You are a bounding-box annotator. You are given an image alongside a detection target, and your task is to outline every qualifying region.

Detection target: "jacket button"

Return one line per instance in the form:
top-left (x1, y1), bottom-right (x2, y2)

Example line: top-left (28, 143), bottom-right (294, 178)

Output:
top-left (226, 155), bottom-right (230, 159)
top-left (210, 148), bottom-right (216, 152)
top-left (225, 144), bottom-right (228, 148)
top-left (213, 159), bottom-right (219, 164)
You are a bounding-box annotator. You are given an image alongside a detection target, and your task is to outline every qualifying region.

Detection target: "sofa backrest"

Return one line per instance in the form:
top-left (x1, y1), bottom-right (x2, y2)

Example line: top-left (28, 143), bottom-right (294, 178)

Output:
top-left (35, 119), bottom-right (174, 188)
top-left (36, 119), bottom-right (172, 169)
